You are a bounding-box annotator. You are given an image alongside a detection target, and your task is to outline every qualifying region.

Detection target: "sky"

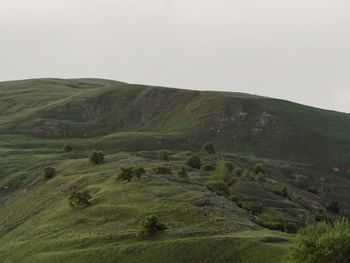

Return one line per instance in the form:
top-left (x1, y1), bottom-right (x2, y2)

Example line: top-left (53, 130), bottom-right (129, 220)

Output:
top-left (1, 0), bottom-right (350, 112)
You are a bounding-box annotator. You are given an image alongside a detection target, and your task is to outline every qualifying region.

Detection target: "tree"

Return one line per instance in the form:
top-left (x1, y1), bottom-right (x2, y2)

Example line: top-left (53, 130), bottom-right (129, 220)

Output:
top-left (255, 172), bottom-right (265, 183)
top-left (185, 155), bottom-right (201, 169)
top-left (254, 164), bottom-right (264, 174)
top-left (117, 167), bottom-right (134, 182)
top-left (202, 142), bottom-right (215, 154)
top-left (89, 150), bottom-right (105, 164)
top-left (42, 167), bottom-right (56, 180)
top-left (68, 190), bottom-right (91, 208)
top-left (137, 215), bottom-right (167, 239)
top-left (132, 166), bottom-right (146, 181)
top-left (287, 220), bottom-right (350, 263)
top-left (177, 166), bottom-right (188, 178)
top-left (157, 151), bottom-right (169, 161)
top-left (63, 144), bottom-right (73, 152)
top-left (211, 160), bottom-right (231, 183)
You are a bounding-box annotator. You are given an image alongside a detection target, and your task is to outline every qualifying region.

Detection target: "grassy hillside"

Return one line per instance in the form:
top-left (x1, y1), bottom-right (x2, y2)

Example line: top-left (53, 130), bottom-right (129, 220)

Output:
top-left (0, 78), bottom-right (349, 262)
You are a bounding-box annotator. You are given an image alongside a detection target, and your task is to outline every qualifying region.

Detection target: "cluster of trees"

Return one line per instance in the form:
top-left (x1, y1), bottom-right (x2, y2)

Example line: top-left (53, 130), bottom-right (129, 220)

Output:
top-left (117, 166), bottom-right (146, 181)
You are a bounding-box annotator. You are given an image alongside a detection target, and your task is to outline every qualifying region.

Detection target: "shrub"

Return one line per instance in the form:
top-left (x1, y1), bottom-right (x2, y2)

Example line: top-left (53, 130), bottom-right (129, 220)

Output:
top-left (42, 167), bottom-right (56, 179)
top-left (202, 142), bottom-right (216, 154)
top-left (284, 222), bottom-right (298, 234)
top-left (259, 216), bottom-right (284, 231)
top-left (242, 169), bottom-right (255, 181)
top-left (68, 190), bottom-right (91, 208)
top-left (206, 180), bottom-right (230, 197)
top-left (233, 167), bottom-right (243, 177)
top-left (327, 201), bottom-right (340, 214)
top-left (132, 166), bottom-right (146, 181)
top-left (254, 164), bottom-right (264, 174)
top-left (225, 161), bottom-right (235, 172)
top-left (255, 172), bottom-right (266, 183)
top-left (157, 151), bottom-right (169, 161)
top-left (153, 166), bottom-right (171, 174)
top-left (211, 160), bottom-right (231, 183)
top-left (287, 220), bottom-right (350, 263)
top-left (63, 144), bottom-right (73, 152)
top-left (89, 150), bottom-right (105, 164)
top-left (185, 155), bottom-right (201, 169)
top-left (177, 166), bottom-right (188, 178)
top-left (201, 164), bottom-right (215, 171)
top-left (117, 167), bottom-right (134, 182)
top-left (137, 215), bottom-right (167, 239)
top-left (241, 202), bottom-right (263, 215)
top-left (294, 174), bottom-right (308, 189)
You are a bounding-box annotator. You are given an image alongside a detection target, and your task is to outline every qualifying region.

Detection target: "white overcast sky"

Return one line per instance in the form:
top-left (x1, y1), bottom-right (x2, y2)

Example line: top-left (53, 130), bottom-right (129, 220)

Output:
top-left (1, 0), bottom-right (350, 112)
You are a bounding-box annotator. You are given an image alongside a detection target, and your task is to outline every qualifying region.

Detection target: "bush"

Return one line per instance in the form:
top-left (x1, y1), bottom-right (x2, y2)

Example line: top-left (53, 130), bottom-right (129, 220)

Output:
top-left (185, 155), bottom-right (201, 169)
top-left (202, 142), bottom-right (215, 154)
top-left (284, 222), bottom-right (298, 234)
top-left (68, 190), bottom-right (91, 208)
top-left (206, 180), bottom-right (230, 197)
top-left (132, 166), bottom-right (146, 180)
top-left (255, 172), bottom-right (266, 183)
top-left (63, 144), bottom-right (73, 152)
top-left (287, 220), bottom-right (350, 263)
top-left (294, 174), bottom-right (308, 189)
top-left (241, 202), bottom-right (263, 215)
top-left (137, 215), bottom-right (167, 239)
top-left (242, 169), bottom-right (255, 181)
top-left (259, 216), bottom-right (284, 231)
top-left (233, 167), bottom-right (243, 177)
top-left (201, 164), bottom-right (215, 171)
top-left (153, 166), bottom-right (171, 174)
top-left (117, 167), bottom-right (134, 182)
top-left (225, 161), bottom-right (235, 172)
top-left (327, 201), bottom-right (340, 214)
top-left (177, 166), bottom-right (188, 178)
top-left (42, 167), bottom-right (56, 179)
top-left (211, 160), bottom-right (231, 183)
top-left (89, 150), bottom-right (105, 164)
top-left (157, 151), bottom-right (169, 161)
top-left (254, 164), bottom-right (264, 174)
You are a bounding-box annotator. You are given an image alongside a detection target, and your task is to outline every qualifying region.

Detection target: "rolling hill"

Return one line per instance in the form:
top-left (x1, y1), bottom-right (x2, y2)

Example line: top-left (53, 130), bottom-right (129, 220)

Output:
top-left (0, 78), bottom-right (349, 262)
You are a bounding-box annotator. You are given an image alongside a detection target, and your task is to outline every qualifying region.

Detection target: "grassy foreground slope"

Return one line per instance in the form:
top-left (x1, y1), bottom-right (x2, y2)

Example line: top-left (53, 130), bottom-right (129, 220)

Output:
top-left (0, 78), bottom-right (349, 262)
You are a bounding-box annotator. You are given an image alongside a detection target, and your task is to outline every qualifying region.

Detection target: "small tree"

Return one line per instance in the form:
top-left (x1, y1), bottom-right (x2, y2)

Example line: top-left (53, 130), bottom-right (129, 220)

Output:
top-left (255, 172), bottom-right (265, 183)
top-left (68, 190), bottom-right (91, 208)
top-left (185, 155), bottom-right (201, 169)
top-left (206, 180), bottom-right (230, 197)
top-left (137, 215), bottom-right (167, 239)
top-left (63, 144), bottom-right (73, 152)
top-left (202, 142), bottom-right (216, 154)
top-left (89, 150), bottom-right (105, 164)
top-left (153, 166), bottom-right (171, 175)
top-left (233, 167), bottom-right (243, 177)
top-left (42, 167), bottom-right (56, 180)
top-left (211, 160), bottom-right (231, 183)
top-left (157, 151), bottom-right (169, 161)
top-left (177, 166), bottom-right (188, 178)
top-left (287, 220), bottom-right (350, 263)
top-left (117, 167), bottom-right (134, 182)
top-left (132, 167), bottom-right (146, 181)
top-left (254, 164), bottom-right (264, 174)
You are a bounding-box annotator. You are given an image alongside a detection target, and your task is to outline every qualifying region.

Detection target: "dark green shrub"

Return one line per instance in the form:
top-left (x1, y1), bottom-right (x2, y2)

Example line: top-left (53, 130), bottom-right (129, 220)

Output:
top-left (255, 172), bottom-right (266, 183)
top-left (327, 201), bottom-right (340, 214)
top-left (202, 142), bottom-right (216, 154)
top-left (63, 144), bottom-right (73, 152)
top-left (225, 161), bottom-right (235, 172)
top-left (117, 167), bottom-right (134, 182)
top-left (132, 166), bottom-right (146, 181)
top-left (233, 167), bottom-right (243, 177)
top-left (177, 166), bottom-right (188, 178)
top-left (241, 202), bottom-right (263, 215)
top-left (206, 180), bottom-right (230, 197)
top-left (202, 164), bottom-right (215, 171)
top-left (284, 222), bottom-right (298, 234)
top-left (273, 186), bottom-right (289, 198)
top-left (89, 150), bottom-right (105, 164)
top-left (185, 155), bottom-right (201, 169)
top-left (294, 174), bottom-right (308, 189)
top-left (42, 167), bottom-right (56, 179)
top-left (137, 215), bottom-right (167, 239)
top-left (153, 166), bottom-right (171, 174)
top-left (287, 220), bottom-right (350, 263)
top-left (68, 190), bottom-right (91, 208)
top-left (157, 151), bottom-right (169, 161)
top-left (242, 169), bottom-right (255, 181)
top-left (254, 164), bottom-right (264, 174)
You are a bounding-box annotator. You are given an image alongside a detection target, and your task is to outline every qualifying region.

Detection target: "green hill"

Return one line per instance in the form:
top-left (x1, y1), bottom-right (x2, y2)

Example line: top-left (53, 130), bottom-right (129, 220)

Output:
top-left (0, 78), bottom-right (349, 262)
